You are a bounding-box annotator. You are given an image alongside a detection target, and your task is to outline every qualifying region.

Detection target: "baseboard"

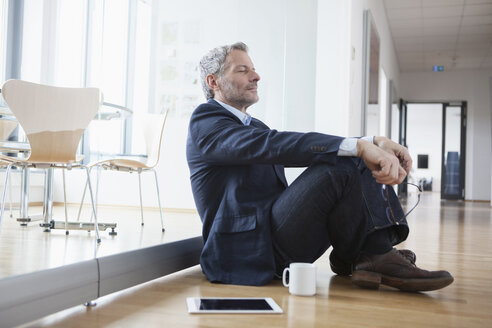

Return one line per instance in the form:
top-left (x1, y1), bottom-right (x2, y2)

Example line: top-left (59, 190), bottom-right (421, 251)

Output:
top-left (4, 202), bottom-right (44, 207)
top-left (52, 202), bottom-right (198, 214)
top-left (464, 199), bottom-right (491, 203)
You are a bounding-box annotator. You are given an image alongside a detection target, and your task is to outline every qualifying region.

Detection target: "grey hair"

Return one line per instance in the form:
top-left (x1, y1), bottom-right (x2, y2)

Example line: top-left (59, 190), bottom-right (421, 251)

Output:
top-left (199, 42), bottom-right (249, 99)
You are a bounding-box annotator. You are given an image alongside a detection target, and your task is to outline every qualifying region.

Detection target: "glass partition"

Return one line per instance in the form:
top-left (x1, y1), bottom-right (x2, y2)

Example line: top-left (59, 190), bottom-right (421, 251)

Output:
top-left (0, 0), bottom-right (321, 282)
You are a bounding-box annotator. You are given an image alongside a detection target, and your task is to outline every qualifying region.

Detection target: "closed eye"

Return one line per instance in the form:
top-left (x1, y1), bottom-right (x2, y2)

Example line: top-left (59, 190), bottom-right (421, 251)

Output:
top-left (236, 65), bottom-right (253, 73)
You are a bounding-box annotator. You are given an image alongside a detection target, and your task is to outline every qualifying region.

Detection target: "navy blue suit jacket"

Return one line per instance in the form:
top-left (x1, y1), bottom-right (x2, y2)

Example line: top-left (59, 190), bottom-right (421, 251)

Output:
top-left (186, 99), bottom-right (344, 285)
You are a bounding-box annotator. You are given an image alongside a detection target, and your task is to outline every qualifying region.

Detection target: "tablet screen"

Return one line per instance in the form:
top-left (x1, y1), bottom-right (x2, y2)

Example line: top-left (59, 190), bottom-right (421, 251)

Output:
top-left (199, 298), bottom-right (272, 311)
top-left (187, 297), bottom-right (283, 313)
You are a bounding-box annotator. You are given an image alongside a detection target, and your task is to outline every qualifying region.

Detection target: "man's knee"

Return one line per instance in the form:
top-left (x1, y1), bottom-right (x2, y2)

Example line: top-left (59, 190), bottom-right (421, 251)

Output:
top-left (312, 157), bottom-right (360, 181)
top-left (302, 158), bottom-right (362, 197)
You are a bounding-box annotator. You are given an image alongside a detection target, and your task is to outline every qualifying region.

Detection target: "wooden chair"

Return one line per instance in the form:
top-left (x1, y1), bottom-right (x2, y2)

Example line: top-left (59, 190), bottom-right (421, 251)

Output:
top-left (77, 110), bottom-right (168, 232)
top-left (0, 120), bottom-right (18, 141)
top-left (0, 79), bottom-right (114, 242)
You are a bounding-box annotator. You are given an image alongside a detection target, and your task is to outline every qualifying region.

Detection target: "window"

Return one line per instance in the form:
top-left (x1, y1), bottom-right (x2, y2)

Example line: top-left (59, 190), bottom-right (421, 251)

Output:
top-left (15, 0), bottom-right (153, 160)
top-left (130, 0), bottom-right (151, 154)
top-left (85, 0), bottom-right (130, 158)
top-left (133, 0), bottom-right (151, 114)
top-left (93, 0), bottom-right (129, 105)
top-left (20, 0), bottom-right (43, 83)
top-left (54, 0), bottom-right (87, 87)
top-left (84, 0), bottom-right (152, 159)
top-left (0, 0), bottom-right (7, 85)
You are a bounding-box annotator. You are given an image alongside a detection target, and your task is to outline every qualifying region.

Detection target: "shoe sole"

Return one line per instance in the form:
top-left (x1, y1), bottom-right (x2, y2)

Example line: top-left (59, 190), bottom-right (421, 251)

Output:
top-left (351, 270), bottom-right (454, 292)
top-left (330, 264), bottom-right (351, 276)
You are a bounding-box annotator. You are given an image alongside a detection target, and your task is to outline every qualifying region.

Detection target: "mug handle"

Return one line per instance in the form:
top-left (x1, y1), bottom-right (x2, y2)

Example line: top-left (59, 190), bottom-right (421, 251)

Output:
top-left (282, 267), bottom-right (290, 287)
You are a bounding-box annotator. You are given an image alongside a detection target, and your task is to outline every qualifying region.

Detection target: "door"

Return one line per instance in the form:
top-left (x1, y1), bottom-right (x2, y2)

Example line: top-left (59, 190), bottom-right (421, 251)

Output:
top-left (441, 102), bottom-right (467, 200)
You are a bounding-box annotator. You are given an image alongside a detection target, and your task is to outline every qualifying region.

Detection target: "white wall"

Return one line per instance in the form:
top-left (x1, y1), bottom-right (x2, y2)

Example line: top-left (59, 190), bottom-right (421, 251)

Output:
top-left (400, 69), bottom-right (492, 201)
top-left (363, 0), bottom-right (400, 97)
top-left (314, 0), bottom-right (400, 139)
top-left (315, 0), bottom-right (351, 137)
top-left (347, 0), bottom-right (401, 137)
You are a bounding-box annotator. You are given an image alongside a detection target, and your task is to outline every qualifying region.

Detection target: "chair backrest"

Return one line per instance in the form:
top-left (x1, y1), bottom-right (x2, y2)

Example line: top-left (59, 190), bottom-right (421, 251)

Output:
top-left (138, 109), bottom-right (168, 168)
top-left (0, 120), bottom-right (18, 141)
top-left (1, 79), bottom-right (100, 163)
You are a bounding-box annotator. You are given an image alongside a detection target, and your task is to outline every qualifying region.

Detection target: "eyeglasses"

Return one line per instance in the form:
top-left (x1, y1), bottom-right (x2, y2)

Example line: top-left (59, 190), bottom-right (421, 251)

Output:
top-left (402, 182), bottom-right (421, 217)
top-left (381, 182), bottom-right (421, 219)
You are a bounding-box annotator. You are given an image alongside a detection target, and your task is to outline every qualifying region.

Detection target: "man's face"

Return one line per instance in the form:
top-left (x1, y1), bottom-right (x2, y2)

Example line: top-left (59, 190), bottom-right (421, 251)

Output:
top-left (214, 50), bottom-right (261, 111)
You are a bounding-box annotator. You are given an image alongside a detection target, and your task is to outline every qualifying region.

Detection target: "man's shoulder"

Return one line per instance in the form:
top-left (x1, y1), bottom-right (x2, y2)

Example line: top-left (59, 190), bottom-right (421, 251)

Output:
top-left (192, 99), bottom-right (223, 116)
top-left (195, 99), bottom-right (222, 111)
top-left (191, 99), bottom-right (240, 124)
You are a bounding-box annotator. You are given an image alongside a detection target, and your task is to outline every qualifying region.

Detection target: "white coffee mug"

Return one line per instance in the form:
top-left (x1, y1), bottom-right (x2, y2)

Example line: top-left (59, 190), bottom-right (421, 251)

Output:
top-left (282, 262), bottom-right (316, 296)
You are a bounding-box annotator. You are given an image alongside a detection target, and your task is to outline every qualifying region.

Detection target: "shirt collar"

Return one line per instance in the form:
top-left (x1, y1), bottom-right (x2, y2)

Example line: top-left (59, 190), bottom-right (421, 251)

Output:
top-left (214, 99), bottom-right (252, 126)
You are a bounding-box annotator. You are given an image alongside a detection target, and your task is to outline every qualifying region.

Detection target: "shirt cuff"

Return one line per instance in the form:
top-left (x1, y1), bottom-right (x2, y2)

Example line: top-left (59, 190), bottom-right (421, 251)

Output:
top-left (337, 136), bottom-right (374, 156)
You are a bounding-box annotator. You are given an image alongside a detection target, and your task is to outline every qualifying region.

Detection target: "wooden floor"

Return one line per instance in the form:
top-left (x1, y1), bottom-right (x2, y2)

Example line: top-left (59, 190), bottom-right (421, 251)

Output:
top-left (2, 192), bottom-right (491, 327)
top-left (0, 204), bottom-right (202, 278)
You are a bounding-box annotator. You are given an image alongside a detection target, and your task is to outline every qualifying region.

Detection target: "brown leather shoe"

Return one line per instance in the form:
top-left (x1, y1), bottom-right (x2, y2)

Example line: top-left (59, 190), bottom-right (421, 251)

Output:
top-left (399, 249), bottom-right (417, 264)
top-left (351, 248), bottom-right (453, 291)
top-left (330, 249), bottom-right (417, 276)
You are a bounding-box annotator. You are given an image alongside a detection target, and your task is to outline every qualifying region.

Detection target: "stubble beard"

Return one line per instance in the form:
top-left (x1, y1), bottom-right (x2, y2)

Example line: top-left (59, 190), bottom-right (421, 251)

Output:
top-left (219, 79), bottom-right (258, 110)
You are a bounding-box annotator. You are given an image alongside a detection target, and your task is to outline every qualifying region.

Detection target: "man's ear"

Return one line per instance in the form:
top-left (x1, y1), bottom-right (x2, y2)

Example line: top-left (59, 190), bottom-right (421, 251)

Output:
top-left (206, 74), bottom-right (219, 92)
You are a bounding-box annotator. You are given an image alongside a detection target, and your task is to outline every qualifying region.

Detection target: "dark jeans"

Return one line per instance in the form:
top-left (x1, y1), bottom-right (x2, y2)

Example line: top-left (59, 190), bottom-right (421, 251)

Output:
top-left (271, 157), bottom-right (409, 274)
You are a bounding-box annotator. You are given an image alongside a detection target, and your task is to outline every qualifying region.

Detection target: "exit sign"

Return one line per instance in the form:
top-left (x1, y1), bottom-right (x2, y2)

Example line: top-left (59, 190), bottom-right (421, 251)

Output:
top-left (433, 65), bottom-right (444, 72)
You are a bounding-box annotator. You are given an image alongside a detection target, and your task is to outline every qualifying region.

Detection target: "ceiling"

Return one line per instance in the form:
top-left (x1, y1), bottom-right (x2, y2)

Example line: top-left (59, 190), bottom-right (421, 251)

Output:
top-left (383, 0), bottom-right (492, 72)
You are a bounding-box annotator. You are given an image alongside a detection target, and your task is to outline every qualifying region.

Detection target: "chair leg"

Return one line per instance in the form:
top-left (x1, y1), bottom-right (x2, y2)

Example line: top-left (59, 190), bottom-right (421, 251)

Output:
top-left (0, 163), bottom-right (13, 227)
top-left (42, 168), bottom-right (54, 231)
top-left (62, 169), bottom-right (69, 235)
top-left (19, 166), bottom-right (30, 224)
top-left (152, 169), bottom-right (165, 232)
top-left (8, 168), bottom-right (13, 218)
top-left (90, 166), bottom-right (102, 224)
top-left (138, 170), bottom-right (144, 226)
top-left (76, 174), bottom-right (89, 222)
top-left (84, 166), bottom-right (101, 244)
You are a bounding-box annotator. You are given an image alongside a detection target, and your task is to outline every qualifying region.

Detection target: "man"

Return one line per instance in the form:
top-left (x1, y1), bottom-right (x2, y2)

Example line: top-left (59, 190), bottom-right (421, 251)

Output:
top-left (186, 42), bottom-right (453, 292)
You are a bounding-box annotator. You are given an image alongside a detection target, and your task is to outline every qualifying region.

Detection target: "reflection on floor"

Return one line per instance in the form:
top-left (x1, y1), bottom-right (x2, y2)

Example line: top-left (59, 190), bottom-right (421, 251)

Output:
top-left (4, 192), bottom-right (492, 327)
top-left (0, 204), bottom-right (202, 278)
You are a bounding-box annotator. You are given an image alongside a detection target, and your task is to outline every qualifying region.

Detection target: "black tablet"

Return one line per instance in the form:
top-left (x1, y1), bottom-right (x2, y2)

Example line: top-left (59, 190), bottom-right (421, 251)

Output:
top-left (186, 297), bottom-right (283, 314)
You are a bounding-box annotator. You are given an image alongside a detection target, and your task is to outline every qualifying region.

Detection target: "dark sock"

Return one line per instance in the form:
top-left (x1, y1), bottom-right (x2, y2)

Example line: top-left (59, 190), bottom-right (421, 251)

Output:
top-left (362, 229), bottom-right (393, 255)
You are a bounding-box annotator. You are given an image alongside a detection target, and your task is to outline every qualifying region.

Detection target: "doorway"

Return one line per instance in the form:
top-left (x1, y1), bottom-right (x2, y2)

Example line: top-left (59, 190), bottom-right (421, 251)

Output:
top-left (395, 101), bottom-right (467, 200)
top-left (441, 103), bottom-right (467, 200)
